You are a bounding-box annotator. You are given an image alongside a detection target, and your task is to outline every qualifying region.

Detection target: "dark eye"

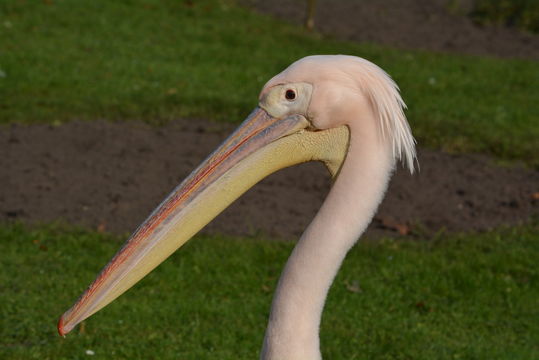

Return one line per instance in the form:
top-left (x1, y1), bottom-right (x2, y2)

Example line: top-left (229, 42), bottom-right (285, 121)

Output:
top-left (285, 89), bottom-right (296, 101)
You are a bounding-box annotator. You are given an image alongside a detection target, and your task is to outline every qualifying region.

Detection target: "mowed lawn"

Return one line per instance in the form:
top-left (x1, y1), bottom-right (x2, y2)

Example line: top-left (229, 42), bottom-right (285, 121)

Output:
top-left (1, 223), bottom-right (538, 359)
top-left (1, 0), bottom-right (538, 166)
top-left (1, 0), bottom-right (539, 359)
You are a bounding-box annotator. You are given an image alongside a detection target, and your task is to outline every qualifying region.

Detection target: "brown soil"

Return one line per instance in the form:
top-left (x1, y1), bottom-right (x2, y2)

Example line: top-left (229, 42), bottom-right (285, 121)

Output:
top-left (2, 121), bottom-right (537, 239)
top-left (2, 2), bottom-right (538, 239)
top-left (244, 0), bottom-right (539, 60)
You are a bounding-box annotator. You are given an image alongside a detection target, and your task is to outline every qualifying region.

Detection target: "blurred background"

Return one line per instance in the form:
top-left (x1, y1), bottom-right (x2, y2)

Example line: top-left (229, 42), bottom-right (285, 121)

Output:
top-left (1, 1), bottom-right (538, 359)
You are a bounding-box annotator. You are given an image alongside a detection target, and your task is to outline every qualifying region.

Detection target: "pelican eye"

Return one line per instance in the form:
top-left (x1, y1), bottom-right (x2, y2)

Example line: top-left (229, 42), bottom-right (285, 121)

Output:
top-left (285, 89), bottom-right (296, 101)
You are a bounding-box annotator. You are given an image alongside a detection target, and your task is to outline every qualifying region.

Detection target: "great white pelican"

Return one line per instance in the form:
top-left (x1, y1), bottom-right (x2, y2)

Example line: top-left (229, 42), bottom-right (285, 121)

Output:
top-left (58, 55), bottom-right (416, 359)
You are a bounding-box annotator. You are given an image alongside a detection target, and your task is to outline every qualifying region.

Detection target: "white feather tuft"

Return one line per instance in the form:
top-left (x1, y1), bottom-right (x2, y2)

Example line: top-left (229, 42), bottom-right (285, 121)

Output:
top-left (356, 58), bottom-right (417, 173)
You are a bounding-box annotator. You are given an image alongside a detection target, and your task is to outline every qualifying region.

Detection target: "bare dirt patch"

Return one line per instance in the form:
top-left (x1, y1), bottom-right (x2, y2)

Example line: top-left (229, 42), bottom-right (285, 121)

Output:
top-left (2, 120), bottom-right (537, 239)
top-left (2, 2), bottom-right (537, 239)
top-left (244, 0), bottom-right (539, 59)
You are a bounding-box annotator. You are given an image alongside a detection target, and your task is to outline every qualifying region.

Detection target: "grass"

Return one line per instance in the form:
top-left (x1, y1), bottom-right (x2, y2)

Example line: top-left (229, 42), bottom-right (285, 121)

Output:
top-left (468, 0), bottom-right (539, 33)
top-left (1, 2), bottom-right (537, 358)
top-left (1, 0), bottom-right (538, 166)
top-left (1, 222), bottom-right (538, 359)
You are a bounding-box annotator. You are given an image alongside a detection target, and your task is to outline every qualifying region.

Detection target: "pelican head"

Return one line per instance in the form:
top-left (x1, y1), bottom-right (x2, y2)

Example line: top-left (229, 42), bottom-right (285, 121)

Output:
top-left (59, 55), bottom-right (416, 359)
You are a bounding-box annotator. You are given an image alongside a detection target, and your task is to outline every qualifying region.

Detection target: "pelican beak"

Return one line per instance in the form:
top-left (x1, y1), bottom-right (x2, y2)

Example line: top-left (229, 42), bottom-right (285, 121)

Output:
top-left (58, 107), bottom-right (349, 336)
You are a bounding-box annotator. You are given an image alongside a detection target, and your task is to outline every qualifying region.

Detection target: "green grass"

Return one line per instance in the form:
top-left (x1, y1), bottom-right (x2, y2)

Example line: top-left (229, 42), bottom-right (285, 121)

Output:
top-left (1, 0), bottom-right (538, 166)
top-left (468, 0), bottom-right (539, 33)
top-left (1, 222), bottom-right (538, 359)
top-left (2, 3), bottom-right (537, 358)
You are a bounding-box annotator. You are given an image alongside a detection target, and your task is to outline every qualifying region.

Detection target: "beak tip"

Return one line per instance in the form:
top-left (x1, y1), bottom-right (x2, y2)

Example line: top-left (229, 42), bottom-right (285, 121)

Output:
top-left (57, 314), bottom-right (68, 337)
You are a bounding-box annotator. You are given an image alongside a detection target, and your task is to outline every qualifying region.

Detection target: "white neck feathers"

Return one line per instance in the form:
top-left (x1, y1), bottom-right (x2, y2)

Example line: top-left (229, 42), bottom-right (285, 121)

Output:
top-left (261, 123), bottom-right (394, 360)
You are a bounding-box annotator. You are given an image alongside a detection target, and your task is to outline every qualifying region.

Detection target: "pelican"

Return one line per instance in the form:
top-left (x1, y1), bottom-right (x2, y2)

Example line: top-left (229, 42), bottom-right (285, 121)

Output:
top-left (58, 55), bottom-right (416, 359)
